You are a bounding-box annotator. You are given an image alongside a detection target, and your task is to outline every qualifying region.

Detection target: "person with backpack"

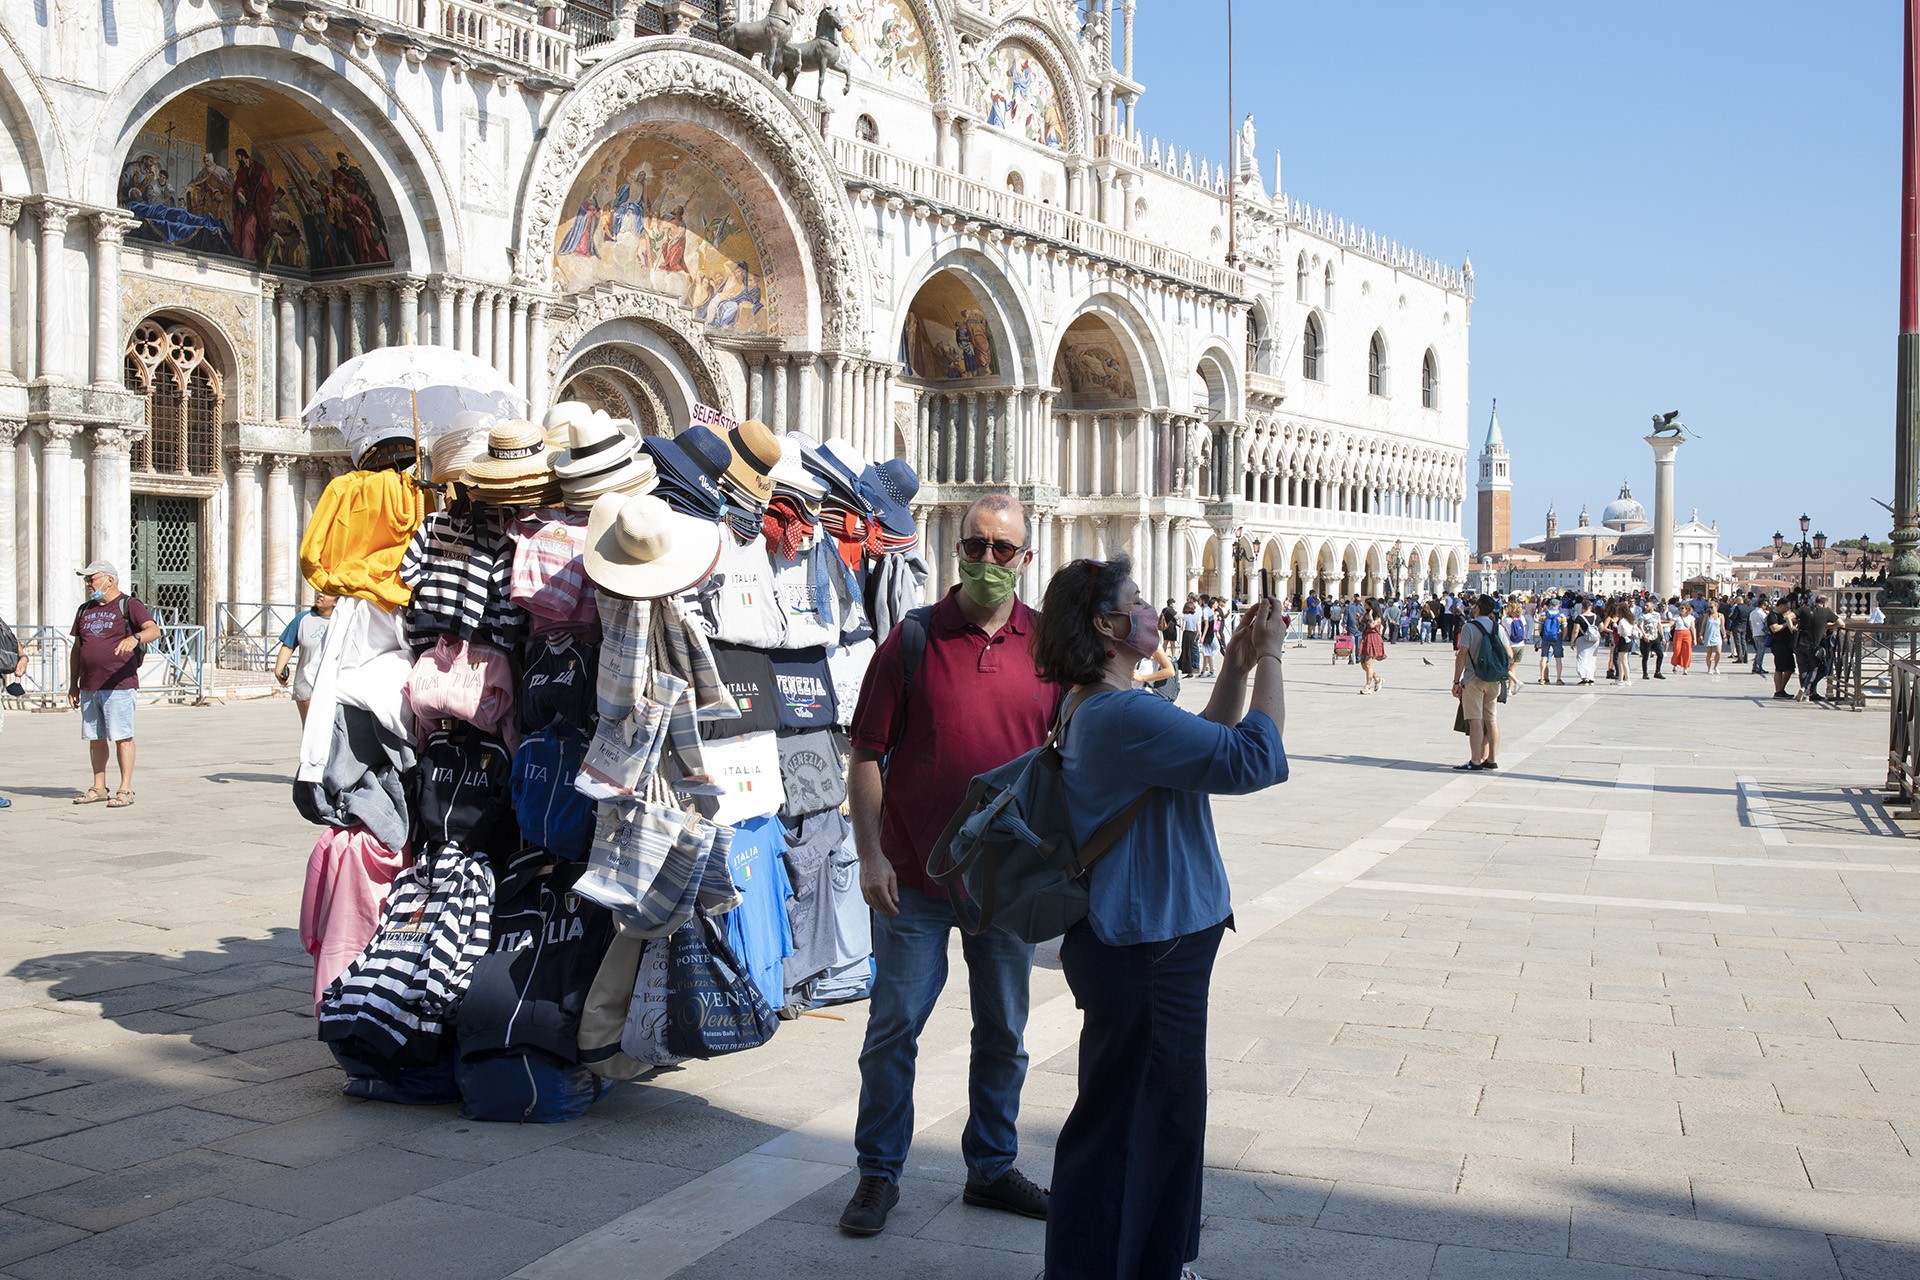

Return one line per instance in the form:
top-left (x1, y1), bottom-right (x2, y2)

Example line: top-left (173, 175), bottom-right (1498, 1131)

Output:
top-left (1570, 598), bottom-right (1601, 685)
top-left (1452, 593), bottom-right (1513, 771)
top-left (1537, 599), bottom-right (1567, 685)
top-left (69, 561), bottom-right (161, 808)
top-left (1030, 558), bottom-right (1288, 1280)
top-left (838, 493), bottom-right (1058, 1238)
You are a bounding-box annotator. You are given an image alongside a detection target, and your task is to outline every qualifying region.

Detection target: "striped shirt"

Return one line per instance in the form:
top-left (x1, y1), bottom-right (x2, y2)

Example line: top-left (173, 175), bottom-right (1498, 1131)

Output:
top-left (511, 510), bottom-right (597, 635)
top-left (400, 505), bottom-right (527, 651)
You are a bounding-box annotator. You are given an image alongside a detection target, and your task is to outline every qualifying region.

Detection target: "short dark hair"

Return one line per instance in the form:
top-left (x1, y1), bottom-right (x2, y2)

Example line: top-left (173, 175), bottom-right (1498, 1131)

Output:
top-left (1032, 555), bottom-right (1133, 687)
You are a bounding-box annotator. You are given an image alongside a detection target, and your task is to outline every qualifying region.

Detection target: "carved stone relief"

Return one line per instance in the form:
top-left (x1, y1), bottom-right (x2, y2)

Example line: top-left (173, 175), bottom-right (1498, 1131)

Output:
top-left (547, 283), bottom-right (730, 413)
top-left (120, 271), bottom-right (261, 419)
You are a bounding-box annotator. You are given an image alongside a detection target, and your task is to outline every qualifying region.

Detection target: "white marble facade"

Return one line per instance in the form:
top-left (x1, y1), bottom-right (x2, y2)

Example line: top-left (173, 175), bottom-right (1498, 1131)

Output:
top-left (0, 0), bottom-right (1471, 632)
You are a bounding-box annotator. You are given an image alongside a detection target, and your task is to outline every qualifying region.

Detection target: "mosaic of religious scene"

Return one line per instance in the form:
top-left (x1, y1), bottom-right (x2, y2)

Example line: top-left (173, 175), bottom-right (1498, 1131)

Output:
top-left (118, 86), bottom-right (391, 272)
top-left (900, 274), bottom-right (999, 381)
top-left (553, 135), bottom-right (776, 335)
top-left (832, 0), bottom-right (930, 93)
top-left (979, 41), bottom-right (1064, 150)
top-left (1056, 327), bottom-right (1138, 400)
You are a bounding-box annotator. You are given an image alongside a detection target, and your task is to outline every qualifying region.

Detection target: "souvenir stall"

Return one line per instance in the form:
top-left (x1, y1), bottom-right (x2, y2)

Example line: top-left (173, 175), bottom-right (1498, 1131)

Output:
top-left (291, 346), bottom-right (924, 1122)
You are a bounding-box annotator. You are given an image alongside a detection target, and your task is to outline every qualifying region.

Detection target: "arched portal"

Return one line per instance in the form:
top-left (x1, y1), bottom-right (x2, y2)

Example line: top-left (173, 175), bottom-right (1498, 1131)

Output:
top-left (556, 342), bottom-right (682, 436)
top-left (1290, 541), bottom-right (1312, 606)
top-left (1054, 311), bottom-right (1150, 498)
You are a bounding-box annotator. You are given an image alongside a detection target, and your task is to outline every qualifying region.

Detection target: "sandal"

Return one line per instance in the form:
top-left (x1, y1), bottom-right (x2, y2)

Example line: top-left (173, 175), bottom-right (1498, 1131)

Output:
top-left (106, 790), bottom-right (136, 808)
top-left (72, 786), bottom-right (109, 805)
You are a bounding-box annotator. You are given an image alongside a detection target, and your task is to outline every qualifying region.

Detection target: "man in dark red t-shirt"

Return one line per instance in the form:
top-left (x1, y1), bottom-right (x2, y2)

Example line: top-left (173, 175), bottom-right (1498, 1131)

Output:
top-left (837, 493), bottom-right (1059, 1238)
top-left (68, 561), bottom-right (159, 807)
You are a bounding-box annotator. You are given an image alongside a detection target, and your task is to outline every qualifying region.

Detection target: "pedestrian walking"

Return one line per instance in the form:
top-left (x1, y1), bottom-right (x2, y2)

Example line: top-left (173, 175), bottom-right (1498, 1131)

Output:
top-left (1669, 601), bottom-right (1694, 674)
top-left (1766, 598), bottom-right (1797, 700)
top-left (274, 593), bottom-right (337, 724)
top-left (1178, 597), bottom-right (1201, 675)
top-left (1606, 603), bottom-right (1632, 684)
top-left (1032, 563), bottom-right (1289, 1280)
top-left (1453, 594), bottom-right (1514, 770)
top-left (1504, 602), bottom-right (1528, 671)
top-left (1197, 600), bottom-right (1219, 678)
top-left (1537, 598), bottom-right (1567, 684)
top-left (1701, 602), bottom-right (1724, 675)
top-left (1639, 608), bottom-right (1668, 679)
top-left (1357, 602), bottom-right (1387, 694)
top-left (1729, 595), bottom-right (1751, 664)
top-left (1570, 598), bottom-right (1600, 684)
top-left (68, 561), bottom-right (161, 809)
top-left (840, 493), bottom-right (1056, 1237)
top-left (0, 609), bottom-right (26, 810)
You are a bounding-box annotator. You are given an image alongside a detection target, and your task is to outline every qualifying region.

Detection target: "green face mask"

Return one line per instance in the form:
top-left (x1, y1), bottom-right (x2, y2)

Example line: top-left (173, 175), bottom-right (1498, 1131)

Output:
top-left (956, 558), bottom-right (1020, 608)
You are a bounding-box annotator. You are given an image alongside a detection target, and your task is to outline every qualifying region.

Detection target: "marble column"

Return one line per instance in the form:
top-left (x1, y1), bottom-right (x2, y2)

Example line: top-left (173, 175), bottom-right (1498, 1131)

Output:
top-left (37, 423), bottom-right (78, 623)
top-left (454, 286), bottom-right (473, 355)
top-left (397, 278), bottom-right (422, 349)
top-left (491, 292), bottom-right (510, 375)
top-left (473, 290), bottom-right (493, 366)
top-left (91, 212), bottom-right (136, 388)
top-left (14, 424), bottom-right (36, 623)
top-left (1090, 414), bottom-right (1106, 497)
top-left (938, 394), bottom-right (955, 483)
top-left (798, 354), bottom-right (818, 438)
top-left (771, 354), bottom-right (790, 434)
top-left (528, 301), bottom-right (551, 419)
top-left (431, 280), bottom-right (453, 348)
top-left (36, 203), bottom-right (76, 383)
top-left (275, 286), bottom-right (300, 422)
top-left (0, 199), bottom-right (18, 379)
top-left (1150, 516), bottom-right (1171, 606)
top-left (1646, 432), bottom-right (1681, 599)
top-left (343, 287), bottom-right (365, 360)
top-left (87, 426), bottom-right (134, 576)
top-left (265, 455), bottom-right (294, 604)
top-left (301, 291), bottom-right (323, 404)
top-left (230, 451), bottom-right (264, 605)
top-left (915, 394), bottom-right (932, 478)
top-left (298, 460), bottom-right (327, 602)
top-left (0, 422), bottom-right (18, 619)
top-left (747, 355), bottom-right (765, 421)
top-left (508, 295), bottom-right (528, 400)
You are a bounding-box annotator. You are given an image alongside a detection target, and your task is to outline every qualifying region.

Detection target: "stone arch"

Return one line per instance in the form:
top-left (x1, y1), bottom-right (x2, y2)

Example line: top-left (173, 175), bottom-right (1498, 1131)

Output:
top-left (0, 23), bottom-right (63, 192)
top-left (1050, 291), bottom-right (1168, 407)
top-left (1445, 546), bottom-right (1466, 590)
top-left (516, 40), bottom-right (868, 351)
top-left (123, 307), bottom-right (244, 477)
top-left (1193, 341), bottom-right (1241, 422)
top-left (893, 248), bottom-right (1038, 386)
top-left (85, 27), bottom-right (460, 272)
top-left (556, 342), bottom-right (678, 436)
top-left (975, 18), bottom-right (1089, 154)
top-left (550, 291), bottom-right (732, 422)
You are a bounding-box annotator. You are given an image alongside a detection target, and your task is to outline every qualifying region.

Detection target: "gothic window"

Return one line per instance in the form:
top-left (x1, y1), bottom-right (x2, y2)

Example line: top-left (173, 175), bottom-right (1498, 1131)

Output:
top-left (123, 318), bottom-right (223, 478)
top-left (1006, 169), bottom-right (1025, 195)
top-left (1295, 253), bottom-right (1308, 302)
top-left (1368, 331), bottom-right (1387, 397)
top-left (1302, 313), bottom-right (1322, 382)
top-left (1421, 348), bottom-right (1438, 408)
top-left (1324, 263), bottom-right (1335, 310)
top-left (856, 114), bottom-right (879, 143)
top-left (1245, 311), bottom-right (1262, 375)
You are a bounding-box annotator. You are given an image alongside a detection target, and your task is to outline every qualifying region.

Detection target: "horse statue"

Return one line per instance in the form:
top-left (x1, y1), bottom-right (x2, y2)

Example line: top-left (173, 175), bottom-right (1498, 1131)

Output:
top-left (771, 3), bottom-right (852, 99)
top-left (720, 0), bottom-right (795, 73)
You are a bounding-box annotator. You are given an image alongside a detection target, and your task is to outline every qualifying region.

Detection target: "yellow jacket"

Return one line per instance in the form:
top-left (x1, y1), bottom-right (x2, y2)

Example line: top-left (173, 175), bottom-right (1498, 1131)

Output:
top-left (300, 470), bottom-right (426, 610)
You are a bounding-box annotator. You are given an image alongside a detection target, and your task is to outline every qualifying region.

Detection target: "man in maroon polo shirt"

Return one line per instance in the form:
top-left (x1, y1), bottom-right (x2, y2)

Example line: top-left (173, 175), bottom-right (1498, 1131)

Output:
top-left (837, 493), bottom-right (1059, 1238)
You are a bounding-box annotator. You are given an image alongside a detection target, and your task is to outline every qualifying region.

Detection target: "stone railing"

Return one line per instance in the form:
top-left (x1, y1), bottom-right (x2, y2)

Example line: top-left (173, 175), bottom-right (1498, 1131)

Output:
top-left (307, 0), bottom-right (579, 80)
top-left (831, 136), bottom-right (1244, 299)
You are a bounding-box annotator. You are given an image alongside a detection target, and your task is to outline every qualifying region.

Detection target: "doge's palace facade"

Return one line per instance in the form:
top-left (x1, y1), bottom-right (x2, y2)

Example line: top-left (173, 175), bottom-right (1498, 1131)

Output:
top-left (0, 0), bottom-right (1470, 632)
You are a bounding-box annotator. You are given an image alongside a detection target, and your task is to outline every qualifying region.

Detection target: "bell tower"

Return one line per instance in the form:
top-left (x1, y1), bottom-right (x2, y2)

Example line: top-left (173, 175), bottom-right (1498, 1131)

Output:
top-left (1476, 400), bottom-right (1511, 558)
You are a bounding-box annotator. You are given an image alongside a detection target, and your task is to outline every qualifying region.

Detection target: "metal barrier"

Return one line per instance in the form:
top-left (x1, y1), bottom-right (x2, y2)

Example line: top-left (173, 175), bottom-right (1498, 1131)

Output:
top-left (1830, 623), bottom-right (1920, 712)
top-left (215, 602), bottom-right (300, 671)
top-left (1, 623), bottom-right (204, 707)
top-left (1887, 660), bottom-right (1920, 811)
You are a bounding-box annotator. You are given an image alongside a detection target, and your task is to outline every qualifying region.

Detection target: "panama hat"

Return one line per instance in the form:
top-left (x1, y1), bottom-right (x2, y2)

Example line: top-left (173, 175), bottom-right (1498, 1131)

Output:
top-left (555, 410), bottom-right (655, 502)
top-left (769, 435), bottom-right (827, 501)
top-left (856, 458), bottom-right (921, 539)
top-left (583, 491), bottom-right (723, 600)
top-left (564, 448), bottom-right (658, 511)
top-left (543, 401), bottom-right (593, 450)
top-left (723, 419), bottom-right (780, 505)
top-left (464, 420), bottom-right (553, 486)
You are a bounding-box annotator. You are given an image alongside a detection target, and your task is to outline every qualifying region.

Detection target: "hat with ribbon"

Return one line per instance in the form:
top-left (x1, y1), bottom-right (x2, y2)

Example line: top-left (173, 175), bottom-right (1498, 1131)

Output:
top-left (724, 419), bottom-right (780, 505)
top-left (856, 458), bottom-right (921, 539)
top-left (583, 491), bottom-right (723, 601)
top-left (555, 411), bottom-right (656, 508)
top-left (543, 401), bottom-right (593, 450)
top-left (768, 434), bottom-right (827, 501)
top-left (464, 420), bottom-right (553, 486)
top-left (786, 431), bottom-right (864, 504)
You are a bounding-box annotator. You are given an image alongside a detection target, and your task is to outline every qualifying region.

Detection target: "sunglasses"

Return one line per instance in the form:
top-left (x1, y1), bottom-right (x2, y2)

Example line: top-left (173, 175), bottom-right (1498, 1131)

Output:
top-left (958, 536), bottom-right (1027, 565)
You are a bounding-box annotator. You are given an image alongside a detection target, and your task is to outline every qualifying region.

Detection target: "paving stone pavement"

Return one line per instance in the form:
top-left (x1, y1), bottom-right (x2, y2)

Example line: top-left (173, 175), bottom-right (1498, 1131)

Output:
top-left (0, 646), bottom-right (1916, 1280)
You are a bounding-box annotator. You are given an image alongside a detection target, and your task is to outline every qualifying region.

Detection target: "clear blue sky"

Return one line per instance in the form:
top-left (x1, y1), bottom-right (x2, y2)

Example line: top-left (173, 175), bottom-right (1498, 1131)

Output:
top-left (1129, 0), bottom-right (1901, 555)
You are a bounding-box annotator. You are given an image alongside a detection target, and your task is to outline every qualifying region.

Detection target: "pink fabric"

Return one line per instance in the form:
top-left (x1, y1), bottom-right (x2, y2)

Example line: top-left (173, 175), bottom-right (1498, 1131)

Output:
top-left (404, 637), bottom-right (519, 748)
top-left (511, 510), bottom-right (598, 635)
top-left (299, 826), bottom-right (408, 1015)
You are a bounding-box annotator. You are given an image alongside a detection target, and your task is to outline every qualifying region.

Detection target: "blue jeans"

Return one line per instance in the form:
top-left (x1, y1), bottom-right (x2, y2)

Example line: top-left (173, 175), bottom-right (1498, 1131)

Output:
top-left (854, 890), bottom-right (1034, 1184)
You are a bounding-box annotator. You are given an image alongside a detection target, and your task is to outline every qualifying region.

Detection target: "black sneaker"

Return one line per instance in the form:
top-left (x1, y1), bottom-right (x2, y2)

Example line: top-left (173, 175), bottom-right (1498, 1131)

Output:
top-left (963, 1167), bottom-right (1049, 1220)
top-left (838, 1175), bottom-right (900, 1237)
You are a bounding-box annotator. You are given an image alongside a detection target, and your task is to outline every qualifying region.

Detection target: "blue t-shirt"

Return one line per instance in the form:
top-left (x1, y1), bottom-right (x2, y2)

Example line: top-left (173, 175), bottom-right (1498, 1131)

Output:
top-left (1060, 689), bottom-right (1288, 946)
top-left (725, 814), bottom-right (795, 1011)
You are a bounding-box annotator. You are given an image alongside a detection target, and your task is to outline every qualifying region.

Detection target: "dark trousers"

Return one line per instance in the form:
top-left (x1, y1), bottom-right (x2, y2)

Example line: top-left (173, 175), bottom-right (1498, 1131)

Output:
top-left (1179, 633), bottom-right (1199, 674)
top-left (1046, 919), bottom-right (1226, 1280)
top-left (1641, 640), bottom-right (1665, 677)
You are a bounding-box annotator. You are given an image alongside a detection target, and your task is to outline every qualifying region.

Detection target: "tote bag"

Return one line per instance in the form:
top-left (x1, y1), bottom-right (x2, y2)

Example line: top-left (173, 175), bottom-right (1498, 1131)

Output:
top-left (664, 913), bottom-right (779, 1058)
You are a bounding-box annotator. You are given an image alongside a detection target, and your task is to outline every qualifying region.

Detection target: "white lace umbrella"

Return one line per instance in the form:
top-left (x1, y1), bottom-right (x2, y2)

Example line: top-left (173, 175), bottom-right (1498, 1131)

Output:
top-left (301, 344), bottom-right (525, 460)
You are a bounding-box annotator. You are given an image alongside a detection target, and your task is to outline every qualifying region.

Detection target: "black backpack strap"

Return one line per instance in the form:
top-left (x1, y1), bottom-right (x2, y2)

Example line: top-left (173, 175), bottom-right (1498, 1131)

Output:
top-left (885, 606), bottom-right (934, 753)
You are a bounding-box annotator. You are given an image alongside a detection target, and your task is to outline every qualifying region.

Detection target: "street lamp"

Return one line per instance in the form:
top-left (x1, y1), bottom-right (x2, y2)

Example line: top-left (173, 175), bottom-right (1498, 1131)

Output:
top-left (1387, 540), bottom-right (1405, 598)
top-left (1790, 513), bottom-right (1826, 596)
top-left (1231, 528), bottom-right (1253, 603)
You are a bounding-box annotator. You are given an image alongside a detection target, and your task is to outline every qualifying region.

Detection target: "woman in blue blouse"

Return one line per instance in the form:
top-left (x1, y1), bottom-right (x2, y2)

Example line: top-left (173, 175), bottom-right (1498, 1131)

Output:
top-left (1032, 556), bottom-right (1289, 1280)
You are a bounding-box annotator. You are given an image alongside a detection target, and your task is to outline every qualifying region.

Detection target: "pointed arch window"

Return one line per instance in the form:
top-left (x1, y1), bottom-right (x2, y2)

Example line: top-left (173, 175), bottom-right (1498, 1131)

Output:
top-left (1324, 263), bottom-right (1335, 310)
top-left (123, 319), bottom-right (223, 477)
top-left (1368, 331), bottom-right (1388, 397)
top-left (1421, 348), bottom-right (1438, 408)
top-left (1302, 313), bottom-right (1323, 382)
top-left (1295, 252), bottom-right (1308, 302)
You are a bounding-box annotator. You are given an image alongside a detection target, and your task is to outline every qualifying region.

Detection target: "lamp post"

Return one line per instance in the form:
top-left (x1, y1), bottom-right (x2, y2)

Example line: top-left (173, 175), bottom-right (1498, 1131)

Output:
top-left (1387, 540), bottom-right (1405, 598)
top-left (1791, 513), bottom-right (1828, 596)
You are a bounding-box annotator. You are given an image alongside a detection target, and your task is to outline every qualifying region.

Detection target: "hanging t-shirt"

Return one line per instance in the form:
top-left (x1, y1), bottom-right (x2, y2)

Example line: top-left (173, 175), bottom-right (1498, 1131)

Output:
top-left (704, 534), bottom-right (785, 648)
top-left (781, 809), bottom-right (849, 997)
top-left (723, 815), bottom-right (795, 1014)
top-left (699, 730), bottom-right (786, 826)
top-left (776, 727), bottom-right (849, 818)
top-left (510, 510), bottom-right (597, 635)
top-left (768, 647), bottom-right (836, 730)
top-left (825, 640), bottom-right (874, 729)
top-left (702, 642), bottom-right (783, 741)
top-left (519, 633), bottom-right (598, 734)
top-left (772, 545), bottom-right (840, 650)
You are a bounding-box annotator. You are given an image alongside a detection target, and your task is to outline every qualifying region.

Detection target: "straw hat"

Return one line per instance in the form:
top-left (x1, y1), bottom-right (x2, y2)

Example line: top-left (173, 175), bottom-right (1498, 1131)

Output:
top-left (583, 491), bottom-right (723, 600)
top-left (542, 401), bottom-right (593, 449)
top-left (464, 420), bottom-right (553, 487)
top-left (769, 435), bottom-right (827, 501)
top-left (555, 410), bottom-right (635, 480)
top-left (723, 419), bottom-right (781, 505)
top-left (429, 413), bottom-right (493, 485)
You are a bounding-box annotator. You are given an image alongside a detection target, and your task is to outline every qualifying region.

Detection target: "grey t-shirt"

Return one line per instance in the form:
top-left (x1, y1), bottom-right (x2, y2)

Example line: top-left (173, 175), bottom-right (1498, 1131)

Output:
top-left (289, 613), bottom-right (331, 700)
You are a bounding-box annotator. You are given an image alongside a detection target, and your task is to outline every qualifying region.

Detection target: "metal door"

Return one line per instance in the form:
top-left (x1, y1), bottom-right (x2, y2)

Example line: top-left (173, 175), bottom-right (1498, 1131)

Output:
top-left (129, 494), bottom-right (199, 626)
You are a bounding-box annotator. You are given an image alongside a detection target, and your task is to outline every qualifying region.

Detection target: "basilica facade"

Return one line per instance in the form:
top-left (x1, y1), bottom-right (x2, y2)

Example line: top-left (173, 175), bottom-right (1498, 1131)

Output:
top-left (0, 0), bottom-right (1471, 634)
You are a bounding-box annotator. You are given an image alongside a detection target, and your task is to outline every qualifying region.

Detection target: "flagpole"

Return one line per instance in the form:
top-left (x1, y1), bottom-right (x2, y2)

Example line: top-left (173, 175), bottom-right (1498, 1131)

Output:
top-left (1890, 0), bottom-right (1920, 623)
top-left (1226, 0), bottom-right (1236, 265)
